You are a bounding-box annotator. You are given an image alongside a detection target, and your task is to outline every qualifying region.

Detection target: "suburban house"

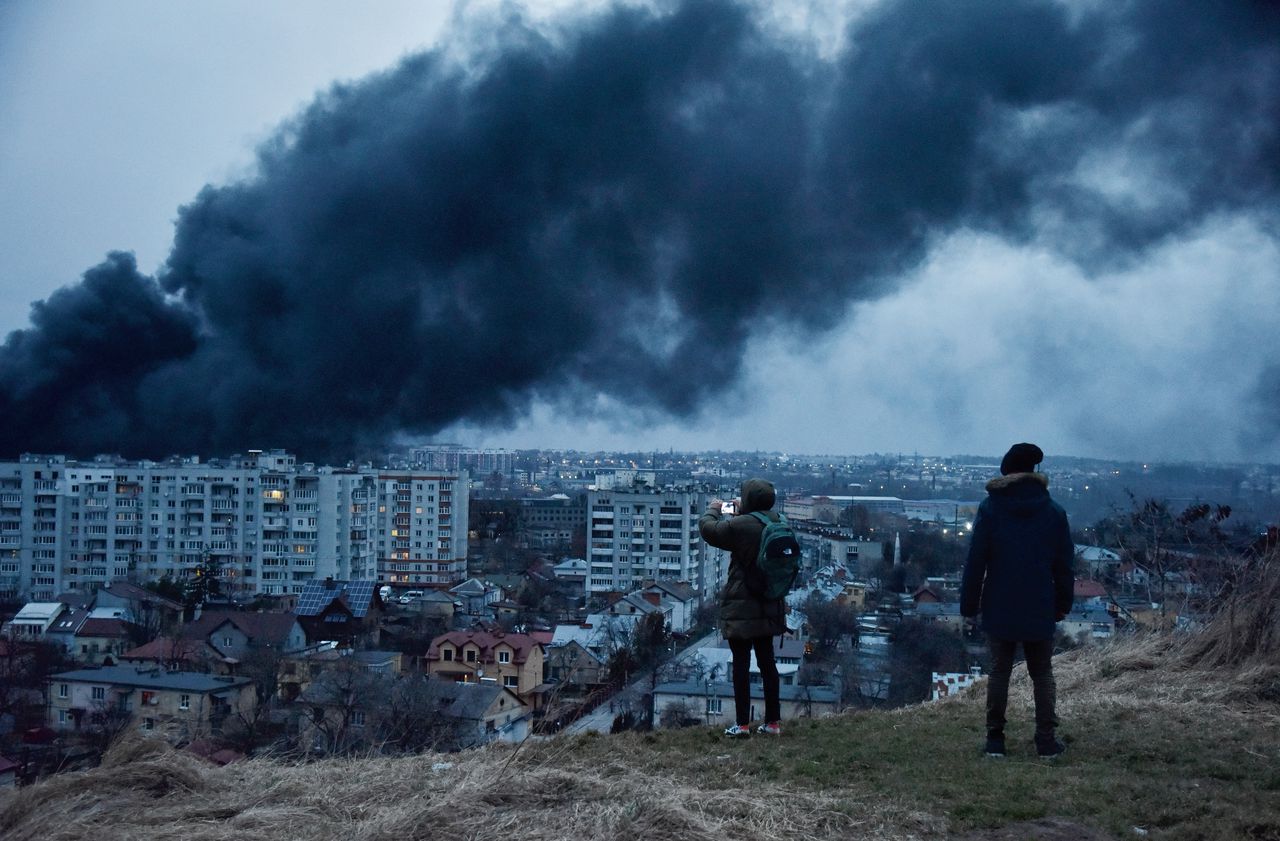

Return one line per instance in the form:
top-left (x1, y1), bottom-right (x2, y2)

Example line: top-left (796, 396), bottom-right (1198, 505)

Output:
top-left (120, 636), bottom-right (229, 673)
top-left (549, 614), bottom-right (635, 660)
top-left (552, 557), bottom-right (588, 591)
top-left (543, 639), bottom-right (607, 692)
top-left (48, 665), bottom-right (254, 738)
top-left (449, 578), bottom-right (504, 615)
top-left (424, 630), bottom-right (549, 708)
top-left (415, 589), bottom-right (457, 621)
top-left (92, 580), bottom-right (184, 630)
top-left (603, 592), bottom-right (670, 627)
top-left (293, 579), bottom-right (384, 646)
top-left (72, 613), bottom-right (136, 664)
top-left (299, 674), bottom-right (530, 753)
top-left (1074, 579), bottom-right (1110, 604)
top-left (1060, 606), bottom-right (1117, 643)
top-left (43, 607), bottom-right (91, 655)
top-left (652, 679), bottom-right (839, 727)
top-left (640, 580), bottom-right (700, 634)
top-left (184, 610), bottom-right (309, 660)
top-left (913, 601), bottom-right (966, 634)
top-left (1, 602), bottom-right (67, 639)
top-left (429, 681), bottom-right (530, 748)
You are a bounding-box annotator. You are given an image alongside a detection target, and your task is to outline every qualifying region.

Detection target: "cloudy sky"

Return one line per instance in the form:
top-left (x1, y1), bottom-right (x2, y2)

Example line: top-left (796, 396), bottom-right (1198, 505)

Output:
top-left (1, 0), bottom-right (1278, 464)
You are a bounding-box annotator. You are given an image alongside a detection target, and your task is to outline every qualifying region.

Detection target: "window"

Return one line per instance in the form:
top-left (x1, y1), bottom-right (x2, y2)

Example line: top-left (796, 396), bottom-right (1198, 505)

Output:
top-left (179, 694), bottom-right (190, 710)
top-left (351, 710), bottom-right (366, 727)
top-left (442, 648), bottom-right (454, 662)
top-left (142, 718), bottom-right (155, 731)
top-left (706, 698), bottom-right (723, 715)
top-left (91, 686), bottom-right (105, 701)
top-left (464, 649), bottom-right (477, 663)
top-left (503, 675), bottom-right (518, 688)
top-left (497, 650), bottom-right (511, 664)
top-left (58, 683), bottom-right (68, 698)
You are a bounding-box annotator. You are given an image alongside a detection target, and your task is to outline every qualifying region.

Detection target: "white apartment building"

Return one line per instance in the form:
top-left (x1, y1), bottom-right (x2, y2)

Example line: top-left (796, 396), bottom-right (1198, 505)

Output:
top-left (374, 469), bottom-right (470, 588)
top-left (585, 484), bottom-right (710, 596)
top-left (0, 451), bottom-right (466, 601)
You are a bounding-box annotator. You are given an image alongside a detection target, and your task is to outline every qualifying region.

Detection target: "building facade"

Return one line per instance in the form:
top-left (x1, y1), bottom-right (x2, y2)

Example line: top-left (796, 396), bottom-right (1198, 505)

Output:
top-left (374, 469), bottom-right (469, 588)
top-left (0, 451), bottom-right (466, 600)
top-left (585, 485), bottom-right (709, 595)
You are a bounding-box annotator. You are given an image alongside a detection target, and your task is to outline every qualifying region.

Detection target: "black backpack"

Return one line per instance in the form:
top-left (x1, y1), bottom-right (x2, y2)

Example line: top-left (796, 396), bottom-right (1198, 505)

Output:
top-left (746, 511), bottom-right (801, 600)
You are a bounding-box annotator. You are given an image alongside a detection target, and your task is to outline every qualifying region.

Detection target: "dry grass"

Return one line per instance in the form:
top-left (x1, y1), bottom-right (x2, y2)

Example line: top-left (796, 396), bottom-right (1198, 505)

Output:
top-left (5, 560), bottom-right (1279, 841)
top-left (0, 729), bottom-right (941, 841)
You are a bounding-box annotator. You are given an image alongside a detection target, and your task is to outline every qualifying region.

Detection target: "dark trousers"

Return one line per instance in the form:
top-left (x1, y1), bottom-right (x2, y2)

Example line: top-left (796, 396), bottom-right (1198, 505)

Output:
top-left (986, 637), bottom-right (1058, 739)
top-left (729, 636), bottom-right (781, 725)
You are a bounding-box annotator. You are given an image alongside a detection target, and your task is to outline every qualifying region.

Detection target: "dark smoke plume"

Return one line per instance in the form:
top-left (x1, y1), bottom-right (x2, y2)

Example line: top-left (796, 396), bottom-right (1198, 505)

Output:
top-left (2, 0), bottom-right (1278, 461)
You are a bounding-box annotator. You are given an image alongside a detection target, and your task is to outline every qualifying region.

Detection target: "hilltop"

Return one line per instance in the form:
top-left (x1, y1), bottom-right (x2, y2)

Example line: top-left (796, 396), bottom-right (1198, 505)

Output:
top-left (2, 574), bottom-right (1278, 841)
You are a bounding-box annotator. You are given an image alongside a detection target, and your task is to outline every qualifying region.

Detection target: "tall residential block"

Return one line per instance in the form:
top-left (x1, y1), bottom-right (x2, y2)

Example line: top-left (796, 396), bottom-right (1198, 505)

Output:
top-left (585, 482), bottom-right (710, 596)
top-left (0, 451), bottom-right (466, 601)
top-left (374, 469), bottom-right (469, 588)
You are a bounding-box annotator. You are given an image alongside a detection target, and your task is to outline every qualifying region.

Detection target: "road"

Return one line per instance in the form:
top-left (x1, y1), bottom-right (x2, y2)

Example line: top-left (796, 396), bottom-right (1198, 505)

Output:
top-left (565, 629), bottom-right (721, 734)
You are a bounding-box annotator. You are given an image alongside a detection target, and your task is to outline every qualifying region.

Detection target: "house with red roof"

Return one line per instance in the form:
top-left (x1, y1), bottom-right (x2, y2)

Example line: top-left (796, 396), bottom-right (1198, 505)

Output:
top-left (1074, 579), bottom-right (1109, 604)
top-left (425, 630), bottom-right (549, 709)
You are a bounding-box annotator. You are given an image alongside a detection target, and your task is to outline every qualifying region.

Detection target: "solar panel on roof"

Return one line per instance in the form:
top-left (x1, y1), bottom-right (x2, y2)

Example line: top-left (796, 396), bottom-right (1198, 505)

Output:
top-left (294, 579), bottom-right (379, 617)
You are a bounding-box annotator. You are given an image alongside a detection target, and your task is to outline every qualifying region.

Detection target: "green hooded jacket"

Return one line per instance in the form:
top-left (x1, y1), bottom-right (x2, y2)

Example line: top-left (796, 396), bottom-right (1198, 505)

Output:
top-left (699, 478), bottom-right (788, 640)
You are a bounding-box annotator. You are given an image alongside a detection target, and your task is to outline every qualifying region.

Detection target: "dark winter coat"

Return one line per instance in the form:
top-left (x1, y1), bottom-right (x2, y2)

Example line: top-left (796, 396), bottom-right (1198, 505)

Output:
top-left (699, 478), bottom-right (788, 640)
top-left (960, 472), bottom-right (1075, 642)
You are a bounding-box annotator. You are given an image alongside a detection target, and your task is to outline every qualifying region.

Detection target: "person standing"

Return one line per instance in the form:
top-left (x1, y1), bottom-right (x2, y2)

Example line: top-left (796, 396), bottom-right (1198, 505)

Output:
top-left (700, 478), bottom-right (787, 737)
top-left (961, 443), bottom-right (1075, 759)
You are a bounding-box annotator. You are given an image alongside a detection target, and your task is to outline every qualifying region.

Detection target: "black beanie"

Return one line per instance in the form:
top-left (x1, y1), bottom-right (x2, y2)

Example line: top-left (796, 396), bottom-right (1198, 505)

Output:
top-left (1000, 442), bottom-right (1044, 475)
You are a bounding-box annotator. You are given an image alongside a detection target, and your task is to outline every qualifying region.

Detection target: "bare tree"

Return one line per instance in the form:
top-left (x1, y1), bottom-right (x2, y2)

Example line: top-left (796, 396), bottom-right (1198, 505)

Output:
top-left (300, 659), bottom-right (388, 755)
top-left (378, 675), bottom-right (462, 752)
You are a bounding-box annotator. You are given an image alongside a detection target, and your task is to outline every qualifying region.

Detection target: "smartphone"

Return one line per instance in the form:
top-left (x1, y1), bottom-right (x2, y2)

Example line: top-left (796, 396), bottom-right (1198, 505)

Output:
top-left (722, 501), bottom-right (736, 516)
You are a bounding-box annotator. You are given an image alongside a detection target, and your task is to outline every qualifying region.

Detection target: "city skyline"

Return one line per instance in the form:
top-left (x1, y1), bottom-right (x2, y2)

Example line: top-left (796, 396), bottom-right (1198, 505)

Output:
top-left (2, 1), bottom-right (1279, 464)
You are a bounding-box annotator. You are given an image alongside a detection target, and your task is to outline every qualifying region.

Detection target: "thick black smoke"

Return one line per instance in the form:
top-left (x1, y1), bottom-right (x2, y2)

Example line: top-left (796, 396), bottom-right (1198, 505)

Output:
top-left (2, 0), bottom-right (1278, 461)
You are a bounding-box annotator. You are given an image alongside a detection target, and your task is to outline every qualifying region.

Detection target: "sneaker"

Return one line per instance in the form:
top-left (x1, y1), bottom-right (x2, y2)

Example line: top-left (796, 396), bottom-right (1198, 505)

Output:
top-left (984, 735), bottom-right (1006, 757)
top-left (1036, 737), bottom-right (1066, 759)
top-left (723, 724), bottom-right (751, 738)
top-left (756, 721), bottom-right (782, 736)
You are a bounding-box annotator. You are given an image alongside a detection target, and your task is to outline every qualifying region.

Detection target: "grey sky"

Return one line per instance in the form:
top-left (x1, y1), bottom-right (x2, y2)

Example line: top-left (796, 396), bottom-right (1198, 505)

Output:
top-left (1, 1), bottom-right (1278, 463)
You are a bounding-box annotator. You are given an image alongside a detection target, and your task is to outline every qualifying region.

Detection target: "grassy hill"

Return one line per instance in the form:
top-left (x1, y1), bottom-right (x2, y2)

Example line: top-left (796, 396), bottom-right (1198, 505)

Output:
top-left (3, 577), bottom-right (1278, 841)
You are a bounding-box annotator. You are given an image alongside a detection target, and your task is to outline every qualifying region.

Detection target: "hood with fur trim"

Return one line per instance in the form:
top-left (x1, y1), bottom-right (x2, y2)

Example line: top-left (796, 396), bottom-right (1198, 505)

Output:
top-left (984, 472), bottom-right (1051, 518)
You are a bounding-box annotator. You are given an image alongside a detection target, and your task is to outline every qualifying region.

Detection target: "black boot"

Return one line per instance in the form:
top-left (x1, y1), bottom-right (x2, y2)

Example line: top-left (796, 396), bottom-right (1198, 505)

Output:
top-left (1035, 734), bottom-right (1066, 759)
top-left (984, 729), bottom-right (1006, 757)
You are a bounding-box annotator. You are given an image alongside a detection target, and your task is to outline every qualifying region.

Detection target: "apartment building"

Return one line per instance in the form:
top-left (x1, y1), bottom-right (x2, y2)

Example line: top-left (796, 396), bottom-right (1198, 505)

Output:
top-left (0, 451), bottom-right (466, 601)
top-left (410, 445), bottom-right (513, 477)
top-left (519, 493), bottom-right (586, 549)
top-left (48, 665), bottom-right (254, 737)
top-left (585, 482), bottom-right (710, 596)
top-left (374, 469), bottom-right (469, 588)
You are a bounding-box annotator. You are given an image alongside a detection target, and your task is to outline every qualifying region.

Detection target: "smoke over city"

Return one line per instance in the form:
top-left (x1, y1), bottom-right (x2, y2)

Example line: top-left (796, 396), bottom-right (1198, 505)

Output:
top-left (1, 0), bottom-right (1277, 461)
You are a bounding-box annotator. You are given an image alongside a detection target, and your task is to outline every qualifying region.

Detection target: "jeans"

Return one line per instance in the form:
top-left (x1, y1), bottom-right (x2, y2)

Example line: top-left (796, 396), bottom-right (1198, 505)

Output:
top-left (986, 637), bottom-right (1057, 739)
top-left (729, 636), bottom-right (781, 725)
